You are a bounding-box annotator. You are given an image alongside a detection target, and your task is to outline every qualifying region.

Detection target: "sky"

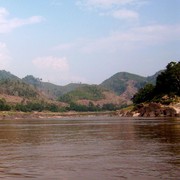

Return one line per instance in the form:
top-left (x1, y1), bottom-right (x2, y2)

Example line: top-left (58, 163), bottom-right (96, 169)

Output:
top-left (0, 0), bottom-right (179, 85)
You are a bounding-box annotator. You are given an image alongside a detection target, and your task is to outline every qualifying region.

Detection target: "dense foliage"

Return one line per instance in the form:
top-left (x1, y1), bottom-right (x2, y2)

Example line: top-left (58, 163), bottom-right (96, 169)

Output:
top-left (58, 85), bottom-right (105, 103)
top-left (132, 84), bottom-right (155, 104)
top-left (0, 98), bottom-right (122, 112)
top-left (0, 99), bottom-right (62, 112)
top-left (132, 61), bottom-right (180, 104)
top-left (0, 99), bottom-right (11, 111)
top-left (66, 102), bottom-right (122, 112)
top-left (155, 61), bottom-right (180, 96)
top-left (14, 101), bottom-right (61, 112)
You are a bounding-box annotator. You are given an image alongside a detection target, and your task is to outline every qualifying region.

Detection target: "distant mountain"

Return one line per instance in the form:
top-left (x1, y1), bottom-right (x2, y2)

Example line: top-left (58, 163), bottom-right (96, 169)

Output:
top-left (39, 82), bottom-right (87, 98)
top-left (0, 70), bottom-right (20, 81)
top-left (0, 71), bottom-right (40, 103)
top-left (0, 69), bottom-right (162, 107)
top-left (23, 75), bottom-right (61, 98)
top-left (22, 75), bottom-right (42, 87)
top-left (99, 71), bottom-right (162, 103)
top-left (100, 72), bottom-right (147, 95)
top-left (58, 84), bottom-right (129, 107)
top-left (22, 75), bottom-right (87, 99)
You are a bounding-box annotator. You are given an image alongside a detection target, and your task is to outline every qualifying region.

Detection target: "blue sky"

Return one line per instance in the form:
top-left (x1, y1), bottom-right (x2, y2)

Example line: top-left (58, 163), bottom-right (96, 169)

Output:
top-left (0, 0), bottom-right (179, 85)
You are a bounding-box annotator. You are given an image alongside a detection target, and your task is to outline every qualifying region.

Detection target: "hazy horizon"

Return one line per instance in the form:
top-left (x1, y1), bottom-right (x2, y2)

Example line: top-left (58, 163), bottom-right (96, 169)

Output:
top-left (0, 0), bottom-right (179, 85)
top-left (0, 68), bottom-right (162, 86)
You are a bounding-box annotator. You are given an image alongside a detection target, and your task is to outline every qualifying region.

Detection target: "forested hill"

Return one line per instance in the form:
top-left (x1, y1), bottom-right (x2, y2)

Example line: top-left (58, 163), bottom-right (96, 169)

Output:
top-left (99, 71), bottom-right (161, 101)
top-left (100, 72), bottom-right (147, 95)
top-left (0, 71), bottom-right (38, 99)
top-left (0, 70), bottom-right (20, 81)
top-left (22, 75), bottom-right (87, 99)
top-left (0, 68), bottom-right (163, 110)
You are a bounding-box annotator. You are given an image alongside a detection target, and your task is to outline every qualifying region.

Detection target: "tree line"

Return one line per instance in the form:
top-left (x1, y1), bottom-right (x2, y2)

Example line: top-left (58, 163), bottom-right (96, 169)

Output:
top-left (0, 98), bottom-right (124, 112)
top-left (0, 99), bottom-right (61, 112)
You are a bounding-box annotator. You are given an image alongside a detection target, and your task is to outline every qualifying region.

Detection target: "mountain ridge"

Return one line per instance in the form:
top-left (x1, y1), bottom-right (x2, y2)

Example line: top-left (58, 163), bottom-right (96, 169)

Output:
top-left (0, 69), bottom-right (161, 108)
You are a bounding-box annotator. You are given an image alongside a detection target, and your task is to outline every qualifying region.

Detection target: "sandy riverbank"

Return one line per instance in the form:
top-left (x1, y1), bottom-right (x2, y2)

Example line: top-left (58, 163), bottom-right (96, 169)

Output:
top-left (0, 111), bottom-right (116, 120)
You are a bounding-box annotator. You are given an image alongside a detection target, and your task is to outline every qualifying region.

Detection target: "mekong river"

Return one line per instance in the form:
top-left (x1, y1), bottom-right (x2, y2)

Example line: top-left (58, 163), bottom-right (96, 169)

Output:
top-left (0, 117), bottom-right (179, 179)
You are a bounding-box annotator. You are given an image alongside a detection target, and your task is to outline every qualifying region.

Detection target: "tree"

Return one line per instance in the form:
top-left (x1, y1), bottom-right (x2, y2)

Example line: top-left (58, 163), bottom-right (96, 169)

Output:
top-left (0, 99), bottom-right (11, 111)
top-left (88, 102), bottom-right (98, 111)
top-left (46, 103), bottom-right (59, 112)
top-left (102, 103), bottom-right (119, 111)
top-left (156, 61), bottom-right (180, 95)
top-left (132, 84), bottom-right (155, 104)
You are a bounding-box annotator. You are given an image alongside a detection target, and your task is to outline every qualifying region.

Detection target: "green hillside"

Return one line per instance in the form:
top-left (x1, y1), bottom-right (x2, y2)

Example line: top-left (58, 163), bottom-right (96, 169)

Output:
top-left (22, 72), bottom-right (161, 103)
top-left (23, 75), bottom-right (63, 98)
top-left (62, 83), bottom-right (87, 94)
top-left (23, 75), bottom-right (87, 99)
top-left (0, 68), bottom-right (167, 112)
top-left (22, 75), bottom-right (42, 88)
top-left (100, 72), bottom-right (147, 95)
top-left (0, 71), bottom-right (38, 98)
top-left (0, 79), bottom-right (38, 98)
top-left (0, 70), bottom-right (20, 81)
top-left (58, 85), bottom-right (106, 103)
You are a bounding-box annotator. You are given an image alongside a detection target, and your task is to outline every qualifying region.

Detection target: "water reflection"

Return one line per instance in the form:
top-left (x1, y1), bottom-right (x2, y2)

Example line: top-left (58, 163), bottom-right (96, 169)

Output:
top-left (0, 117), bottom-right (179, 179)
top-left (133, 118), bottom-right (180, 170)
top-left (134, 118), bottom-right (180, 153)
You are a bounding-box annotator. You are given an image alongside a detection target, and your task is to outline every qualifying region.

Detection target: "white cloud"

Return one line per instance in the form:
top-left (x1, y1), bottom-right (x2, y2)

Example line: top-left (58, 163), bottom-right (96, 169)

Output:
top-left (130, 24), bottom-right (180, 43)
top-left (76, 0), bottom-right (146, 21)
top-left (0, 7), bottom-right (8, 17)
top-left (0, 42), bottom-right (11, 69)
top-left (32, 56), bottom-right (69, 71)
top-left (100, 8), bottom-right (139, 20)
top-left (111, 9), bottom-right (139, 20)
top-left (77, 0), bottom-right (145, 8)
top-left (0, 7), bottom-right (44, 33)
top-left (54, 24), bottom-right (180, 54)
top-left (95, 24), bottom-right (180, 52)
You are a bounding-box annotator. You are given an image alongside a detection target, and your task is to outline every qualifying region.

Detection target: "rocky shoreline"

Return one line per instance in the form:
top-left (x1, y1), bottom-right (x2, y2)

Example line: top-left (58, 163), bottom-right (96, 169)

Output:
top-left (116, 103), bottom-right (180, 117)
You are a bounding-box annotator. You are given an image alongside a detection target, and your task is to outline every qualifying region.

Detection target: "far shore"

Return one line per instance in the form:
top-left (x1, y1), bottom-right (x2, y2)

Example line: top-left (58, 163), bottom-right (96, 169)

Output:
top-left (0, 111), bottom-right (117, 120)
top-left (1, 102), bottom-right (180, 120)
top-left (0, 109), bottom-right (180, 120)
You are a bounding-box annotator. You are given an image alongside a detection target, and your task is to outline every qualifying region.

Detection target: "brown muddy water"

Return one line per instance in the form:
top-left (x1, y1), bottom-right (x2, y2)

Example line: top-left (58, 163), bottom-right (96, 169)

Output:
top-left (0, 117), bottom-right (179, 180)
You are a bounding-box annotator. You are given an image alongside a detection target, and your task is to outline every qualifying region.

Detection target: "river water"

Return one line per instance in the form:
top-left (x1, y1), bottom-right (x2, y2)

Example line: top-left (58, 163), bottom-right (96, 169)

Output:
top-left (0, 117), bottom-right (179, 179)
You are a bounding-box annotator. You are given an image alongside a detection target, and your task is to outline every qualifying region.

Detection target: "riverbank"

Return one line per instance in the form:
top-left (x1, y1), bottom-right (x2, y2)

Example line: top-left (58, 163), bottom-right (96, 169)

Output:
top-left (0, 111), bottom-right (116, 120)
top-left (1, 102), bottom-right (180, 120)
top-left (116, 103), bottom-right (180, 117)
